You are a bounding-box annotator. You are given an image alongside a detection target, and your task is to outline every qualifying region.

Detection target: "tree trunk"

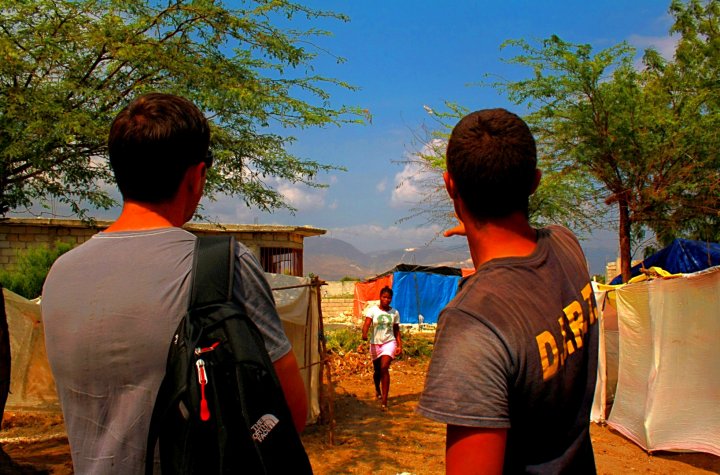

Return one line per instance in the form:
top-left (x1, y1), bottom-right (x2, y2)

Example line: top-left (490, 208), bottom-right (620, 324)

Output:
top-left (0, 286), bottom-right (9, 425)
top-left (618, 200), bottom-right (632, 283)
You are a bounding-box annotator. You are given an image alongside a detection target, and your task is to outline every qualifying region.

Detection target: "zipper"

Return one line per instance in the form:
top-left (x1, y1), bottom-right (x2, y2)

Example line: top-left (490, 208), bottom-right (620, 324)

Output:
top-left (194, 340), bottom-right (220, 422)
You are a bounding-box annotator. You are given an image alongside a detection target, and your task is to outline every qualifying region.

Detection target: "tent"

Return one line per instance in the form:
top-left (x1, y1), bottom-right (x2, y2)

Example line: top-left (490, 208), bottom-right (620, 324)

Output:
top-left (6, 275), bottom-right (323, 425)
top-left (610, 238), bottom-right (720, 284)
top-left (592, 266), bottom-right (720, 456)
top-left (5, 288), bottom-right (58, 410)
top-left (354, 264), bottom-right (473, 325)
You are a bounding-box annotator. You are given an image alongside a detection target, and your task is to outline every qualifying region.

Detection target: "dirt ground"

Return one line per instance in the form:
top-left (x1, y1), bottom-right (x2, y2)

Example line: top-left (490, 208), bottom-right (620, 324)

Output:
top-left (0, 357), bottom-right (718, 474)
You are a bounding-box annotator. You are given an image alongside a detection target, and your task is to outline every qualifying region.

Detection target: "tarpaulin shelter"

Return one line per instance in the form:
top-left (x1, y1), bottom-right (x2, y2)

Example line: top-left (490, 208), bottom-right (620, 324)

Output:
top-left (354, 264), bottom-right (473, 325)
top-left (12, 275), bottom-right (323, 425)
top-left (592, 266), bottom-right (720, 456)
top-left (610, 238), bottom-right (720, 284)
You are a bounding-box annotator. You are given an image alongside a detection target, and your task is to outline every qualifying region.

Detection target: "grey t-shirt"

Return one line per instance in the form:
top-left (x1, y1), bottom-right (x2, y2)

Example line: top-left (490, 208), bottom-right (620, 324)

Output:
top-left (42, 227), bottom-right (291, 474)
top-left (417, 226), bottom-right (598, 474)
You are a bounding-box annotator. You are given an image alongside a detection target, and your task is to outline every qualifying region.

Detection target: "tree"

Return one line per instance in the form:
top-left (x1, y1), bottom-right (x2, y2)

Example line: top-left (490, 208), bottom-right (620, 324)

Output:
top-left (400, 102), bottom-right (602, 238)
top-left (0, 0), bottom-right (361, 218)
top-left (493, 8), bottom-right (719, 282)
top-left (644, 0), bottom-right (720, 243)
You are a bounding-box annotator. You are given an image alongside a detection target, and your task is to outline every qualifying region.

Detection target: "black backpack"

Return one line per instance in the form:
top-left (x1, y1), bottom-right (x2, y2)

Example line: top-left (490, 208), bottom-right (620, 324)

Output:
top-left (146, 235), bottom-right (313, 474)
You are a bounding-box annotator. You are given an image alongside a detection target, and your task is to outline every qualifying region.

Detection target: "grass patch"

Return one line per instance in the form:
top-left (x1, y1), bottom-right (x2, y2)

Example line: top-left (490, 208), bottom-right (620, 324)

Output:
top-left (324, 327), bottom-right (433, 360)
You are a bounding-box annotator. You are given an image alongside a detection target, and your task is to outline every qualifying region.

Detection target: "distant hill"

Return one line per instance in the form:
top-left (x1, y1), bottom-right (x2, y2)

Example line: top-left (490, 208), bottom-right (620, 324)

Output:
top-left (304, 236), bottom-right (616, 280)
top-left (304, 237), bottom-right (471, 281)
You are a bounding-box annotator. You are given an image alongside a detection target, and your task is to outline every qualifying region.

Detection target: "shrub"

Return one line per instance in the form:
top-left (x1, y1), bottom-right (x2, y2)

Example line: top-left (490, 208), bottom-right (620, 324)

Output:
top-left (324, 326), bottom-right (434, 360)
top-left (325, 328), bottom-right (364, 354)
top-left (0, 242), bottom-right (75, 299)
top-left (399, 329), bottom-right (434, 359)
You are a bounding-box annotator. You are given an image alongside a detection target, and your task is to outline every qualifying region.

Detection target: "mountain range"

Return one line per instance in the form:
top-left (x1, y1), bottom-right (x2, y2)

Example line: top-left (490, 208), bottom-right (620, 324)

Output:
top-left (303, 236), bottom-right (617, 281)
top-left (303, 237), bottom-right (472, 281)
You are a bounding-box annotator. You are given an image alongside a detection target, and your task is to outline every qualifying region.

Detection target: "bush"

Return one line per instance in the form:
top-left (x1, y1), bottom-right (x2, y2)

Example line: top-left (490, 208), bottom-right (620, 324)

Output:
top-left (399, 329), bottom-right (434, 359)
top-left (324, 326), bottom-right (434, 360)
top-left (325, 328), bottom-right (364, 354)
top-left (0, 242), bottom-right (75, 299)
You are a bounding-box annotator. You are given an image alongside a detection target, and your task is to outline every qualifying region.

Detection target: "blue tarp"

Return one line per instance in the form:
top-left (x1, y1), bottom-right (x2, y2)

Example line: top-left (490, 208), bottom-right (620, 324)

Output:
top-left (392, 270), bottom-right (461, 324)
top-left (610, 238), bottom-right (720, 284)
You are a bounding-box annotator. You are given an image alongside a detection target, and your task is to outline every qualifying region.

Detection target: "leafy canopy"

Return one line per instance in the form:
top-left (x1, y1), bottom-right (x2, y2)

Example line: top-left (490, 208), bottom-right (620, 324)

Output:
top-left (0, 0), bottom-right (362, 218)
top-left (400, 102), bottom-right (601, 237)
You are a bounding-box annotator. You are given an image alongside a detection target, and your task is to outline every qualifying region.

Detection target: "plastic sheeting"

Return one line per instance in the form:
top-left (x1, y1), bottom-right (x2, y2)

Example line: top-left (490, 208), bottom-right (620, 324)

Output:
top-left (5, 289), bottom-right (58, 410)
top-left (590, 283), bottom-right (619, 423)
top-left (610, 238), bottom-right (720, 284)
top-left (607, 266), bottom-right (720, 456)
top-left (392, 271), bottom-right (461, 324)
top-left (353, 264), bottom-right (470, 325)
top-left (353, 275), bottom-right (393, 320)
top-left (16, 276), bottom-right (321, 424)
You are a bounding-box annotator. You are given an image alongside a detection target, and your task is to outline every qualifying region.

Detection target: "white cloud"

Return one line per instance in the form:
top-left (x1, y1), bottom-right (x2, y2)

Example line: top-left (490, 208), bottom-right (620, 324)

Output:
top-left (376, 178), bottom-right (387, 193)
top-left (391, 162), bottom-right (423, 207)
top-left (628, 34), bottom-right (678, 62)
top-left (391, 139), bottom-right (445, 209)
top-left (277, 182), bottom-right (327, 210)
top-left (201, 198), bottom-right (257, 224)
top-left (329, 223), bottom-right (447, 252)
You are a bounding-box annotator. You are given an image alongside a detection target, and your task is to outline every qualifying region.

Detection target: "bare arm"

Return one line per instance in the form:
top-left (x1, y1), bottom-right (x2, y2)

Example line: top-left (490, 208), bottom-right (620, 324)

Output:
top-left (393, 323), bottom-right (402, 355)
top-left (361, 317), bottom-right (372, 340)
top-left (272, 350), bottom-right (308, 433)
top-left (446, 425), bottom-right (507, 475)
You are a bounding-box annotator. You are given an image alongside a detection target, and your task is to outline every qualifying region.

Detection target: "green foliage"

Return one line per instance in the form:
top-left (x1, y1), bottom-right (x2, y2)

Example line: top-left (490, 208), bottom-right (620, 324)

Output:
top-left (398, 329), bottom-right (433, 359)
top-left (488, 6), bottom-right (720, 281)
top-left (0, 0), bottom-right (363, 217)
top-left (325, 328), bottom-right (363, 354)
top-left (324, 327), bottom-right (434, 360)
top-left (339, 276), bottom-right (360, 282)
top-left (401, 101), bottom-right (601, 237)
top-left (0, 242), bottom-right (74, 299)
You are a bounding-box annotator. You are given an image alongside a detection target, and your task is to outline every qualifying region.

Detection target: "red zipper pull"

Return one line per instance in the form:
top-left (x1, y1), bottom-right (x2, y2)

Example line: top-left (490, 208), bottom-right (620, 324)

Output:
top-left (196, 359), bottom-right (211, 421)
top-left (195, 341), bottom-right (220, 355)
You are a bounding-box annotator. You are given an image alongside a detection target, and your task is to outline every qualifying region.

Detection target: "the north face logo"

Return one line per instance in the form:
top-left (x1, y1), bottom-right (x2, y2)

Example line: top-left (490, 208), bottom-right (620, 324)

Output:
top-left (251, 414), bottom-right (279, 442)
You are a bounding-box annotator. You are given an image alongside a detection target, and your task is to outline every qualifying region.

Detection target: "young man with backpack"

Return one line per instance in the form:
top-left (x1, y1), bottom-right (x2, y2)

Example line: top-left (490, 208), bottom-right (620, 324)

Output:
top-left (416, 109), bottom-right (598, 473)
top-left (42, 93), bottom-right (308, 474)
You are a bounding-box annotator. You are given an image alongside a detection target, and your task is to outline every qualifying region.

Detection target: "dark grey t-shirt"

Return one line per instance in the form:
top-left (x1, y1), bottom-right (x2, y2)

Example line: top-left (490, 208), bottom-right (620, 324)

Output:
top-left (42, 227), bottom-right (291, 474)
top-left (417, 226), bottom-right (598, 474)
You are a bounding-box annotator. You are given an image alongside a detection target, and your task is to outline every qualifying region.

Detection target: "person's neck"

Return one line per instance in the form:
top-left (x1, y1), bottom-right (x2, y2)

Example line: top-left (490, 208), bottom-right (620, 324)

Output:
top-left (464, 213), bottom-right (538, 269)
top-left (105, 200), bottom-right (186, 233)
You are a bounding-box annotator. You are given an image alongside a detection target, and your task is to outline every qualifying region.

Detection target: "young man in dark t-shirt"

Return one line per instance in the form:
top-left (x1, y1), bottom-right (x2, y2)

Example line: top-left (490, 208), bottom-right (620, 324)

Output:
top-left (417, 109), bottom-right (598, 474)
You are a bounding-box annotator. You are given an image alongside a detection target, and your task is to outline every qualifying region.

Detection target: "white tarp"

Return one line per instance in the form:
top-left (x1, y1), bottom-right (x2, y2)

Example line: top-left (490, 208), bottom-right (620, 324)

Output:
top-left (266, 273), bottom-right (321, 424)
top-left (8, 275), bottom-right (322, 426)
top-left (607, 266), bottom-right (720, 456)
top-left (590, 283), bottom-right (619, 423)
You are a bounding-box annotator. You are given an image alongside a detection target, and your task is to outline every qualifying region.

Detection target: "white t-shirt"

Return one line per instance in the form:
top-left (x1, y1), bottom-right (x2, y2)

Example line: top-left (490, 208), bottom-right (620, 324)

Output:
top-left (364, 305), bottom-right (400, 344)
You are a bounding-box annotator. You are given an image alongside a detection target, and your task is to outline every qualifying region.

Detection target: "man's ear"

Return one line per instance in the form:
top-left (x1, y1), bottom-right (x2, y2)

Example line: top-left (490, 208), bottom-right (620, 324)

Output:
top-left (444, 171), bottom-right (458, 199)
top-left (530, 168), bottom-right (542, 195)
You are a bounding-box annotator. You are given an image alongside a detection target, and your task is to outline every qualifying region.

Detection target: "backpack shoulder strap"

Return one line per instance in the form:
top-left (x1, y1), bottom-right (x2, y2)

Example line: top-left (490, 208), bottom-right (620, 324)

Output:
top-left (192, 235), bottom-right (235, 306)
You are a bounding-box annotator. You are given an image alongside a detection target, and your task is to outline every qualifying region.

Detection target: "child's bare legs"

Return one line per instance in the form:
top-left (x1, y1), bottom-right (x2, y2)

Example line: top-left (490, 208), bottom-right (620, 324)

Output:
top-left (378, 355), bottom-right (392, 408)
top-left (372, 358), bottom-right (382, 398)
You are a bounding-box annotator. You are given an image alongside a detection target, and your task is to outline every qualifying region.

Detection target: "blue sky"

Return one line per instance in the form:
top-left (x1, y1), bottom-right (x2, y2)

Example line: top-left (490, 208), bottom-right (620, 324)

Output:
top-left (26, 1), bottom-right (676, 268)
top-left (200, 0), bottom-right (677, 260)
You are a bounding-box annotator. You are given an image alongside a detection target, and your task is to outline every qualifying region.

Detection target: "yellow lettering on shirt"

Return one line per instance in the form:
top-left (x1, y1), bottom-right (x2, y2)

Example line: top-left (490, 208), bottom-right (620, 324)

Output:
top-left (535, 283), bottom-right (596, 381)
top-left (535, 331), bottom-right (560, 380)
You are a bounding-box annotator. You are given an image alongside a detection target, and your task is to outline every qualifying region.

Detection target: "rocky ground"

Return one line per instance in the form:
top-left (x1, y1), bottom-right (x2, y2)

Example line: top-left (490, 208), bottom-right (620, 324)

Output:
top-left (1, 355), bottom-right (718, 474)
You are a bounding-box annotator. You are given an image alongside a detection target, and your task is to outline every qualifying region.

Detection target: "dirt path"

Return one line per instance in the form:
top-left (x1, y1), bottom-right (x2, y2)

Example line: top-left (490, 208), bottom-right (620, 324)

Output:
top-left (1, 358), bottom-right (719, 474)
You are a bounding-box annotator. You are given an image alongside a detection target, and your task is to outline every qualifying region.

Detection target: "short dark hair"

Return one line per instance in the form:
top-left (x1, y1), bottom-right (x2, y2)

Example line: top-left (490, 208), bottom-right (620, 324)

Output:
top-left (108, 93), bottom-right (211, 203)
top-left (446, 108), bottom-right (537, 220)
top-left (380, 286), bottom-right (393, 298)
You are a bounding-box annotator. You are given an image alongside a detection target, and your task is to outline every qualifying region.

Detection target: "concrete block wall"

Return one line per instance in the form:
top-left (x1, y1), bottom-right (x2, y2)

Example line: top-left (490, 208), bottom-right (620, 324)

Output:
top-left (320, 297), bottom-right (355, 320)
top-left (0, 218), bottom-right (324, 274)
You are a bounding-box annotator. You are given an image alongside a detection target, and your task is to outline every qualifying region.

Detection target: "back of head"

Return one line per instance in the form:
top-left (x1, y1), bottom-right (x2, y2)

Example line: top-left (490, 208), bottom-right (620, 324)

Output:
top-left (108, 93), bottom-right (211, 203)
top-left (446, 108), bottom-right (537, 220)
